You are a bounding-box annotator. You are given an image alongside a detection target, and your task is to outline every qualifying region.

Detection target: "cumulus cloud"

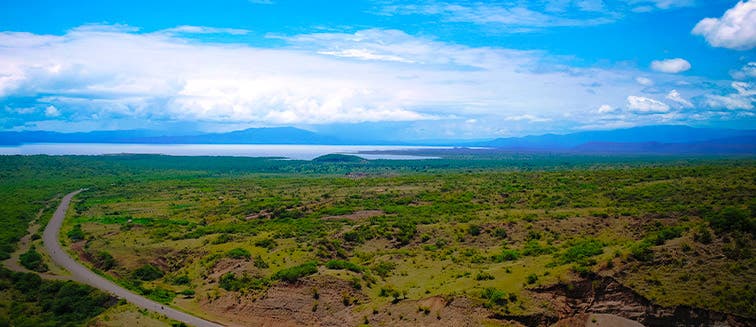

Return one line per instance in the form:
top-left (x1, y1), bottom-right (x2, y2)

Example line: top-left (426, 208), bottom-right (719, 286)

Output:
top-left (44, 105), bottom-right (60, 117)
top-left (504, 114), bottom-right (551, 122)
top-left (158, 25), bottom-right (249, 35)
top-left (702, 81), bottom-right (755, 110)
top-left (731, 62), bottom-right (756, 80)
top-left (0, 24), bottom-right (748, 134)
top-left (665, 90), bottom-right (693, 108)
top-left (626, 95), bottom-right (670, 113)
top-left (650, 58), bottom-right (691, 73)
top-left (692, 0), bottom-right (756, 50)
top-left (597, 104), bottom-right (616, 113)
top-left (635, 77), bottom-right (654, 86)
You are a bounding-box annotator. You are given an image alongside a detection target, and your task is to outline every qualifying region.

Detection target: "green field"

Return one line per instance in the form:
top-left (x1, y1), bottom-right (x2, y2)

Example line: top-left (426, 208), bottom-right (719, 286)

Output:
top-left (1, 154), bottom-right (754, 326)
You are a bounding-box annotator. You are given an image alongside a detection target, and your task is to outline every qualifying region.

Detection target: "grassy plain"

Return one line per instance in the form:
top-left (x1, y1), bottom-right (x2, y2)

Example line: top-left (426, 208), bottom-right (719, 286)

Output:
top-left (1, 154), bottom-right (754, 325)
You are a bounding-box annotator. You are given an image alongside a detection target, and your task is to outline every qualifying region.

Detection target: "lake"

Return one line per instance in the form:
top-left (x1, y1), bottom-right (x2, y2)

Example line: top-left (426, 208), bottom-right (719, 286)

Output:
top-left (0, 143), bottom-right (444, 160)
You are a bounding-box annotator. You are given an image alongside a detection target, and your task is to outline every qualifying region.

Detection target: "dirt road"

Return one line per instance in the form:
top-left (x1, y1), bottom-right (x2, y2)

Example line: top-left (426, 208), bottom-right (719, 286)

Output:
top-left (43, 190), bottom-right (225, 327)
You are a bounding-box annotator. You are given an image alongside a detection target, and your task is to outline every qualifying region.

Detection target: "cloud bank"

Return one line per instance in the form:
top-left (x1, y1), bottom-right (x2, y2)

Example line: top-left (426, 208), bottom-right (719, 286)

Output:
top-left (0, 24), bottom-right (752, 136)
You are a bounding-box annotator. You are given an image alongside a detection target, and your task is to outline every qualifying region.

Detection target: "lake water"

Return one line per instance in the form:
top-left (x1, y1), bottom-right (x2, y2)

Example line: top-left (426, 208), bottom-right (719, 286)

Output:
top-left (0, 143), bottom-right (444, 160)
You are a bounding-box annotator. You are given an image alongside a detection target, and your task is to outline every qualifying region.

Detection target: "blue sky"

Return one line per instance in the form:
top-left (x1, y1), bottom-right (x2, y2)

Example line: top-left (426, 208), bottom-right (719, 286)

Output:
top-left (0, 0), bottom-right (754, 139)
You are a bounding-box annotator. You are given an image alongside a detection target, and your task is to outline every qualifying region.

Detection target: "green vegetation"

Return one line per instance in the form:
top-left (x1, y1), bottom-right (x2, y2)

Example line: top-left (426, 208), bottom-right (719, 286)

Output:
top-left (272, 262), bottom-right (319, 283)
top-left (325, 259), bottom-right (364, 273)
top-left (19, 246), bottom-right (48, 272)
top-left (0, 267), bottom-right (113, 326)
top-left (226, 247), bottom-right (251, 260)
top-left (132, 264), bottom-right (164, 281)
top-left (0, 154), bottom-right (754, 324)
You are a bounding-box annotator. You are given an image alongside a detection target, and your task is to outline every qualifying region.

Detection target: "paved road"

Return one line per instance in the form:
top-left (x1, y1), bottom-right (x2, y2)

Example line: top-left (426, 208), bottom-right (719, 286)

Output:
top-left (43, 190), bottom-right (225, 327)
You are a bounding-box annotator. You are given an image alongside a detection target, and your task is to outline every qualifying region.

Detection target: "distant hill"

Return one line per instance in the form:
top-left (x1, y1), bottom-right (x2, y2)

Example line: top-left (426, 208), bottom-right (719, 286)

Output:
top-left (0, 127), bottom-right (345, 145)
top-left (476, 125), bottom-right (756, 150)
top-left (1, 125), bottom-right (755, 154)
top-left (133, 127), bottom-right (343, 145)
top-left (572, 136), bottom-right (756, 154)
top-left (312, 154), bottom-right (367, 163)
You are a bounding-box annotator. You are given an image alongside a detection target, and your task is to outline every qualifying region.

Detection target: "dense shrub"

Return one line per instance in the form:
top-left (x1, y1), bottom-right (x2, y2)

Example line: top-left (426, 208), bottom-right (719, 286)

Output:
top-left (481, 287), bottom-right (507, 307)
top-left (254, 238), bottom-right (277, 250)
top-left (0, 267), bottom-right (114, 326)
top-left (19, 246), bottom-right (48, 272)
top-left (253, 255), bottom-right (269, 269)
top-left (493, 248), bottom-right (520, 262)
top-left (372, 261), bottom-right (396, 278)
top-left (558, 239), bottom-right (604, 265)
top-left (226, 247), bottom-right (251, 260)
top-left (707, 207), bottom-right (755, 235)
top-left (67, 224), bottom-right (85, 241)
top-left (272, 262), bottom-right (318, 283)
top-left (132, 264), bottom-right (164, 281)
top-left (522, 240), bottom-right (554, 256)
top-left (92, 251), bottom-right (116, 271)
top-left (325, 260), bottom-right (364, 273)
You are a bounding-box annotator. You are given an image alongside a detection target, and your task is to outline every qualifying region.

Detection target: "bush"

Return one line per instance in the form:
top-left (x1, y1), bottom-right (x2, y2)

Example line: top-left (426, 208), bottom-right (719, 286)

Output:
top-left (226, 247), bottom-right (251, 260)
top-left (526, 273), bottom-right (538, 284)
top-left (19, 246), bottom-right (48, 272)
top-left (481, 287), bottom-right (507, 307)
top-left (272, 262), bottom-right (318, 283)
top-left (372, 261), bottom-right (396, 278)
top-left (211, 233), bottom-right (232, 244)
top-left (67, 224), bottom-right (85, 241)
top-left (693, 226), bottom-right (713, 244)
top-left (219, 272), bottom-right (269, 291)
top-left (558, 239), bottom-right (604, 265)
top-left (92, 251), bottom-right (116, 271)
top-left (493, 248), bottom-right (520, 262)
top-left (140, 286), bottom-right (175, 303)
top-left (468, 224), bottom-right (482, 236)
top-left (630, 241), bottom-right (653, 262)
top-left (132, 264), bottom-right (164, 281)
top-left (492, 228), bottom-right (508, 239)
top-left (475, 271), bottom-right (495, 281)
top-left (170, 275), bottom-right (191, 285)
top-left (325, 260), bottom-right (364, 273)
top-left (253, 255), bottom-right (269, 269)
top-left (254, 238), bottom-right (277, 250)
top-left (522, 240), bottom-right (554, 257)
top-left (707, 207), bottom-right (755, 235)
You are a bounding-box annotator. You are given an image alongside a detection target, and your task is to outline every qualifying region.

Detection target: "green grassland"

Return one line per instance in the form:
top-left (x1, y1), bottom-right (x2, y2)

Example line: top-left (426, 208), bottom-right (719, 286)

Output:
top-left (1, 154), bottom-right (754, 325)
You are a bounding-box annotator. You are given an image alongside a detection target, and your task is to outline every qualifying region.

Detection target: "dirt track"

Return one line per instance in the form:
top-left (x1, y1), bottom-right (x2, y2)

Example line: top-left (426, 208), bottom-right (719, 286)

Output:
top-left (43, 189), bottom-right (225, 327)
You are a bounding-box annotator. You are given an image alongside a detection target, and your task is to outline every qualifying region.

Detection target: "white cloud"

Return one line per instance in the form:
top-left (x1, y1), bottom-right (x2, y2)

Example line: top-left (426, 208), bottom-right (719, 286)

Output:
top-left (376, 2), bottom-right (616, 29)
top-left (635, 76), bottom-right (654, 86)
top-left (704, 94), bottom-right (754, 110)
top-left (44, 105), bottom-right (60, 117)
top-left (0, 24), bottom-right (745, 134)
top-left (597, 104), bottom-right (616, 113)
top-left (504, 114), bottom-right (551, 122)
top-left (732, 81), bottom-right (756, 96)
top-left (665, 89), bottom-right (693, 108)
top-left (158, 25), bottom-right (249, 35)
top-left (731, 62), bottom-right (756, 80)
top-left (702, 82), bottom-right (755, 110)
top-left (317, 49), bottom-right (414, 63)
top-left (626, 95), bottom-right (670, 113)
top-left (629, 0), bottom-right (696, 10)
top-left (692, 0), bottom-right (756, 50)
top-left (650, 58), bottom-right (691, 73)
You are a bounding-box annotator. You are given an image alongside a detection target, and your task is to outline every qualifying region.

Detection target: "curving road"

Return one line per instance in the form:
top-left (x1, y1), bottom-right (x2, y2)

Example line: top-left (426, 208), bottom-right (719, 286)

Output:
top-left (43, 190), bottom-right (224, 327)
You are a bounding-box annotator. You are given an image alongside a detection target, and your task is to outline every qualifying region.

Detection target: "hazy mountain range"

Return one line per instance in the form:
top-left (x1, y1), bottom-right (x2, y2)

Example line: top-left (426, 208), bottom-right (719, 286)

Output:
top-left (1, 125), bottom-right (754, 154)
